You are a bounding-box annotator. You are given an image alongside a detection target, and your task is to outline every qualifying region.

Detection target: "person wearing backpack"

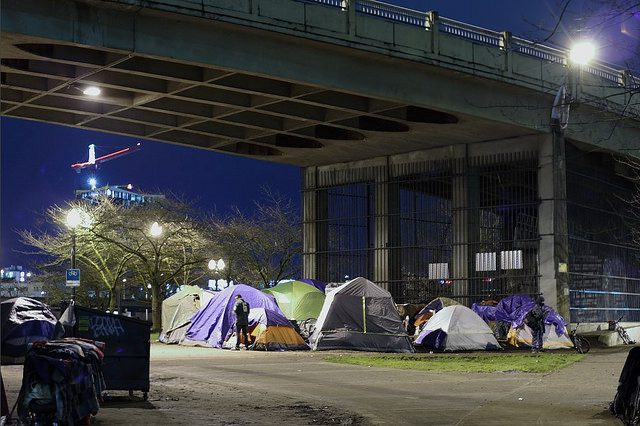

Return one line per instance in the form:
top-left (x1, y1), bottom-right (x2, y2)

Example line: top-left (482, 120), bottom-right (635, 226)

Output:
top-left (234, 295), bottom-right (251, 350)
top-left (526, 295), bottom-right (548, 354)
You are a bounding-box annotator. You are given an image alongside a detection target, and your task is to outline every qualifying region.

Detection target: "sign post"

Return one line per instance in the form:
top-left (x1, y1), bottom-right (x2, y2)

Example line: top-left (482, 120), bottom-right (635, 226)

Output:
top-left (66, 269), bottom-right (81, 287)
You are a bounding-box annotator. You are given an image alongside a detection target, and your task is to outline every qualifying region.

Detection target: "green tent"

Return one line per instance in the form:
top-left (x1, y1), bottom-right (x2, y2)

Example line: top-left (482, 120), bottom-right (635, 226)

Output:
top-left (263, 280), bottom-right (326, 321)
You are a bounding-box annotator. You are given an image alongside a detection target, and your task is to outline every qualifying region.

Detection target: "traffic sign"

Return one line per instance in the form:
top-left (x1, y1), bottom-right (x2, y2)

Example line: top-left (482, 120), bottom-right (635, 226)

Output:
top-left (66, 269), bottom-right (80, 287)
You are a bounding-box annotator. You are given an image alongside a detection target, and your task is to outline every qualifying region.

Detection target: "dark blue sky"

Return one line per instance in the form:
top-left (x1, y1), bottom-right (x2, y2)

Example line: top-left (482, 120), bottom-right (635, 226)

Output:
top-left (2, 0), bottom-right (637, 267)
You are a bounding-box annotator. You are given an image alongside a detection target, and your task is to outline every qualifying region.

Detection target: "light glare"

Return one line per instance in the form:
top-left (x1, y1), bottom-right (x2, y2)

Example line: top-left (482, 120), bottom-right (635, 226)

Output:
top-left (149, 221), bottom-right (163, 237)
top-left (82, 86), bottom-right (101, 96)
top-left (569, 41), bottom-right (596, 66)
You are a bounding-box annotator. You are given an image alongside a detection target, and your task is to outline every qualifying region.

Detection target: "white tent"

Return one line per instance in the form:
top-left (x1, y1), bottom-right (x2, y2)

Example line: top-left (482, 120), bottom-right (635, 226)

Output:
top-left (415, 305), bottom-right (502, 351)
top-left (310, 277), bottom-right (414, 353)
top-left (507, 324), bottom-right (573, 350)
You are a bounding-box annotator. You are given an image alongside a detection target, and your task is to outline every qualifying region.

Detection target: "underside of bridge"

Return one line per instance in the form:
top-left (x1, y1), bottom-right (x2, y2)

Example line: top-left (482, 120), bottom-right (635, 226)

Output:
top-left (0, 0), bottom-right (546, 167)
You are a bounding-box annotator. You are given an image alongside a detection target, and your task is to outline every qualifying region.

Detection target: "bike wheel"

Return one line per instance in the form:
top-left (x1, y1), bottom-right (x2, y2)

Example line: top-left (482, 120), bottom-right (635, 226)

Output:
top-left (575, 336), bottom-right (590, 354)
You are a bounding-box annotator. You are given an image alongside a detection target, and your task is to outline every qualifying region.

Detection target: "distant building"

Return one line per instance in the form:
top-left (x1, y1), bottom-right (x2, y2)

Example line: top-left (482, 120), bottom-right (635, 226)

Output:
top-left (75, 184), bottom-right (164, 206)
top-left (0, 266), bottom-right (46, 300)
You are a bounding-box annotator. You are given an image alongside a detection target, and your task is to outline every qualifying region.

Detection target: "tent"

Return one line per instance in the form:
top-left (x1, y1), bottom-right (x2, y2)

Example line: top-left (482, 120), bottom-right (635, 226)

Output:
top-left (310, 277), bottom-right (414, 353)
top-left (414, 297), bottom-right (462, 329)
top-left (222, 307), bottom-right (308, 351)
top-left (159, 285), bottom-right (215, 344)
top-left (1, 297), bottom-right (64, 364)
top-left (263, 281), bottom-right (326, 321)
top-left (415, 305), bottom-right (502, 351)
top-left (298, 279), bottom-right (327, 293)
top-left (183, 284), bottom-right (289, 348)
top-left (492, 295), bottom-right (572, 350)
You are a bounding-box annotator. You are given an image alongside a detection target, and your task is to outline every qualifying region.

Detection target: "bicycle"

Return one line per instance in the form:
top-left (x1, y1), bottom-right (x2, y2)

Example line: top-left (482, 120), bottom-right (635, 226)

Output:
top-left (569, 323), bottom-right (590, 354)
top-left (609, 316), bottom-right (636, 345)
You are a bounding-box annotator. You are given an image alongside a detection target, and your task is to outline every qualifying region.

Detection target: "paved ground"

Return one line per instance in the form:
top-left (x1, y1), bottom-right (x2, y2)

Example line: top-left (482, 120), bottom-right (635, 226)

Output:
top-left (2, 344), bottom-right (630, 425)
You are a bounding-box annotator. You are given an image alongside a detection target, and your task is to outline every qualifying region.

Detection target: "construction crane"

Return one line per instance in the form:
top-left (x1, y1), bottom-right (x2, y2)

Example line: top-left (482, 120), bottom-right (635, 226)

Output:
top-left (71, 142), bottom-right (142, 173)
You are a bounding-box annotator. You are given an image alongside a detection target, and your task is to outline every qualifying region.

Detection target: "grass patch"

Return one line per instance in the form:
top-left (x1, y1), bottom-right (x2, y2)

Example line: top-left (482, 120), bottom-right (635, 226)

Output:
top-left (324, 352), bottom-right (585, 373)
top-left (150, 331), bottom-right (160, 342)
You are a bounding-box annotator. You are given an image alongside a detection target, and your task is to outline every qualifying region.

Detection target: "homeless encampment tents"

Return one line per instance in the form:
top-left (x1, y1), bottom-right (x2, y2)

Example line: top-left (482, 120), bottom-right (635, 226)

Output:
top-left (414, 297), bottom-right (462, 330)
top-left (310, 277), bottom-right (414, 353)
top-left (159, 285), bottom-right (216, 344)
top-left (183, 284), bottom-right (305, 349)
top-left (415, 305), bottom-right (502, 351)
top-left (263, 281), bottom-right (325, 322)
top-left (222, 307), bottom-right (308, 351)
top-left (495, 295), bottom-right (573, 350)
top-left (1, 297), bottom-right (64, 364)
top-left (299, 279), bottom-right (327, 293)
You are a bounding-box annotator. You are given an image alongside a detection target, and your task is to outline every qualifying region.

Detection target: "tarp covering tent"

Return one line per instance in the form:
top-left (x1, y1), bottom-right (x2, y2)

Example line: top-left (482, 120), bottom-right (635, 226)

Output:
top-left (492, 295), bottom-right (572, 349)
top-left (415, 305), bottom-right (501, 351)
top-left (159, 285), bottom-right (215, 344)
top-left (222, 308), bottom-right (308, 351)
top-left (414, 297), bottom-right (462, 329)
top-left (298, 279), bottom-right (327, 293)
top-left (263, 281), bottom-right (326, 321)
top-left (1, 297), bottom-right (64, 364)
top-left (183, 284), bottom-right (284, 348)
top-left (310, 277), bottom-right (414, 353)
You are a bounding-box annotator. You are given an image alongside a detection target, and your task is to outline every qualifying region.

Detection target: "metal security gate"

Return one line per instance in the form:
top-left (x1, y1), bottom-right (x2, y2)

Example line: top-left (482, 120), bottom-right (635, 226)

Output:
top-left (305, 149), bottom-right (540, 305)
top-left (566, 144), bottom-right (640, 322)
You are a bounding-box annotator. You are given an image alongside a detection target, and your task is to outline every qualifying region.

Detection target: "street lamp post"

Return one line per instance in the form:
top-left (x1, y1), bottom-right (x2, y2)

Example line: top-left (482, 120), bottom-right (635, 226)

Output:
top-left (66, 208), bottom-right (91, 301)
top-left (548, 41), bottom-right (597, 320)
top-left (208, 258), bottom-right (226, 291)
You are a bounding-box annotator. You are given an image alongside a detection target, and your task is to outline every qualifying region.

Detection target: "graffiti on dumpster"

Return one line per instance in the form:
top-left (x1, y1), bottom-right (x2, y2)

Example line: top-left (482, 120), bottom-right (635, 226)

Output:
top-left (89, 315), bottom-right (126, 338)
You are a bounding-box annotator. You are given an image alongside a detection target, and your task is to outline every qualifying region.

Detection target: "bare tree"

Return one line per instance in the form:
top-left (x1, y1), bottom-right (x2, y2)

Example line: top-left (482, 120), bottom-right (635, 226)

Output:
top-left (211, 189), bottom-right (301, 288)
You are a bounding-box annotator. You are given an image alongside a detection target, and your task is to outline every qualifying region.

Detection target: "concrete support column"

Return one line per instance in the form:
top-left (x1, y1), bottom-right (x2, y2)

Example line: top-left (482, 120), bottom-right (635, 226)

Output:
top-left (538, 134), bottom-right (570, 319)
top-left (452, 157), bottom-right (469, 298)
top-left (302, 167), bottom-right (328, 281)
top-left (373, 169), bottom-right (399, 292)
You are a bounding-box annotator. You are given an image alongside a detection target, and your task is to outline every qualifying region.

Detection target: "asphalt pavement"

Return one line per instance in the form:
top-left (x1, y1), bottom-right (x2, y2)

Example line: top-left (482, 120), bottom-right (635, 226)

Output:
top-left (1, 343), bottom-right (630, 425)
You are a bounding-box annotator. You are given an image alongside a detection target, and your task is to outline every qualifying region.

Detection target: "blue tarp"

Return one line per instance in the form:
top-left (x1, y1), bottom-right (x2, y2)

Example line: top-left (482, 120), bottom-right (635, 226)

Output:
top-left (492, 294), bottom-right (567, 335)
top-left (471, 304), bottom-right (498, 322)
top-left (184, 284), bottom-right (283, 348)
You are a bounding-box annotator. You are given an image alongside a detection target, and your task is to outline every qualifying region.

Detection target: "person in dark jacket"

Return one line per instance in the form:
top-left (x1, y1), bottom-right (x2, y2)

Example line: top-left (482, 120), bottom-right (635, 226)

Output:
top-left (526, 295), bottom-right (548, 354)
top-left (234, 295), bottom-right (250, 350)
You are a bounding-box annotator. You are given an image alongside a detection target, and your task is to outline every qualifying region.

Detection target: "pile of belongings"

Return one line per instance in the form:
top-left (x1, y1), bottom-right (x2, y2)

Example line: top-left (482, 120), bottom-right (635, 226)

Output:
top-left (183, 284), bottom-right (307, 350)
top-left (473, 294), bottom-right (573, 350)
top-left (159, 285), bottom-right (216, 344)
top-left (1, 297), bottom-right (65, 364)
top-left (310, 277), bottom-right (414, 353)
top-left (413, 297), bottom-right (461, 333)
top-left (16, 338), bottom-right (106, 425)
top-left (414, 305), bottom-right (502, 351)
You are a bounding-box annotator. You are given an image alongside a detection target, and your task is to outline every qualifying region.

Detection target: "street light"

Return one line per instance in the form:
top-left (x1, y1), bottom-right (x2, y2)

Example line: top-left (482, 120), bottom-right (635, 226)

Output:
top-left (65, 207), bottom-right (92, 301)
top-left (569, 41), bottom-right (596, 66)
top-left (149, 221), bottom-right (163, 237)
top-left (208, 258), bottom-right (226, 291)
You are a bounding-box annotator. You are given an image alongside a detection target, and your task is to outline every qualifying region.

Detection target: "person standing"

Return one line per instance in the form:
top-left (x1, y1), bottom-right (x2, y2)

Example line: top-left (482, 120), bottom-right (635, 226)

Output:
top-left (234, 295), bottom-right (250, 350)
top-left (526, 295), bottom-right (548, 354)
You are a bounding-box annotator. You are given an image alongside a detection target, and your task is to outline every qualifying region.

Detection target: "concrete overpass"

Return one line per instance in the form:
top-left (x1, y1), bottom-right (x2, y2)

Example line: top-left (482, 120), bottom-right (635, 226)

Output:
top-left (2, 0), bottom-right (639, 165)
top-left (3, 0), bottom-right (640, 322)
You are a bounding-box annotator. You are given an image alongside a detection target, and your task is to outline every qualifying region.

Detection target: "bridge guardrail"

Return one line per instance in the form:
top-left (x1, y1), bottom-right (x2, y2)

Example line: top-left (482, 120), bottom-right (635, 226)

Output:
top-left (300, 0), bottom-right (634, 89)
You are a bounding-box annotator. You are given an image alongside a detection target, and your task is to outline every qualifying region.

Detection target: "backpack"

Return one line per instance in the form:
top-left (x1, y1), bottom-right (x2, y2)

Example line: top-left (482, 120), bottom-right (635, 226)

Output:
top-left (611, 347), bottom-right (640, 425)
top-left (524, 305), bottom-right (545, 328)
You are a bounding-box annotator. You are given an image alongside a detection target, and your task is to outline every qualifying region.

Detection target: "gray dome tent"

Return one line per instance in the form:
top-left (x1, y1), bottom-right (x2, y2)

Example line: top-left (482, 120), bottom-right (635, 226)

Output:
top-left (310, 277), bottom-right (414, 353)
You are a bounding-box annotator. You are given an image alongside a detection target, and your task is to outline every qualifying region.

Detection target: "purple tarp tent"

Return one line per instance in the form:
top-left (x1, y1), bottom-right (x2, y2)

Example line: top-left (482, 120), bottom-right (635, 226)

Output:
top-left (493, 295), bottom-right (567, 335)
top-left (184, 284), bottom-right (282, 348)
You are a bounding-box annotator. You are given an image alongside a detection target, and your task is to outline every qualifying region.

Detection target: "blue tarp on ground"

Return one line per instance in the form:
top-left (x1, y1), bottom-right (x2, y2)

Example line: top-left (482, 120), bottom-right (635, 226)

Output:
top-left (184, 284), bottom-right (283, 348)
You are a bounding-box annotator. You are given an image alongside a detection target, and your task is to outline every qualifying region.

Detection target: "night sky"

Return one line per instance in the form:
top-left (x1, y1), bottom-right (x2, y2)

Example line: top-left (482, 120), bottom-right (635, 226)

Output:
top-left (2, 0), bottom-right (638, 267)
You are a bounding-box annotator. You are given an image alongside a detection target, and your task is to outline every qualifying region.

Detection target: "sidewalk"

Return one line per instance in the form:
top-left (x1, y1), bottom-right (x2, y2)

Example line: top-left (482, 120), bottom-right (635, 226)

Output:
top-left (1, 344), bottom-right (630, 425)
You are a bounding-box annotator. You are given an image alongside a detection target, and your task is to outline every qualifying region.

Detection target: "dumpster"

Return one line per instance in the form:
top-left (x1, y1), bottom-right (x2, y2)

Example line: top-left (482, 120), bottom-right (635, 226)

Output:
top-left (63, 304), bottom-right (151, 399)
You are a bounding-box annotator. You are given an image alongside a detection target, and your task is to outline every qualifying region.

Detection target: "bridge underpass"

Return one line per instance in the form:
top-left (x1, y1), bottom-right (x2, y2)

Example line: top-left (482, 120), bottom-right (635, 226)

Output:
top-left (3, 0), bottom-right (640, 322)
